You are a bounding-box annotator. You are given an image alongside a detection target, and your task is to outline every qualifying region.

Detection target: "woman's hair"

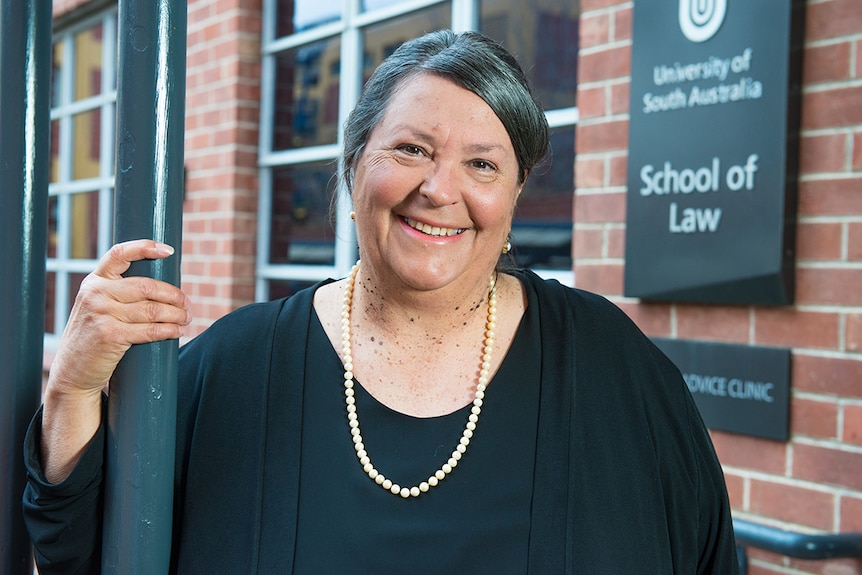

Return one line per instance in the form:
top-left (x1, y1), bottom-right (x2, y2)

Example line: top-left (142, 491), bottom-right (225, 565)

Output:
top-left (340, 29), bottom-right (549, 194)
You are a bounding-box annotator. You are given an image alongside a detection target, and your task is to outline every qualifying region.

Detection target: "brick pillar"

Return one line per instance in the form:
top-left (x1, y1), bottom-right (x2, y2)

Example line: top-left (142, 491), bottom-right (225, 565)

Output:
top-left (183, 0), bottom-right (262, 336)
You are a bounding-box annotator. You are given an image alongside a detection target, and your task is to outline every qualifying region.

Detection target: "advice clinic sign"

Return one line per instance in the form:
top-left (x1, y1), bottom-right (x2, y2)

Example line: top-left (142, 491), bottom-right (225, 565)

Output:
top-left (624, 0), bottom-right (805, 305)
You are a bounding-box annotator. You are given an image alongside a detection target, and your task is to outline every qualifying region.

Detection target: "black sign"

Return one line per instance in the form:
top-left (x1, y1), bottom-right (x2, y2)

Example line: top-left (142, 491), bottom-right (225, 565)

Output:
top-left (654, 338), bottom-right (791, 441)
top-left (624, 0), bottom-right (805, 305)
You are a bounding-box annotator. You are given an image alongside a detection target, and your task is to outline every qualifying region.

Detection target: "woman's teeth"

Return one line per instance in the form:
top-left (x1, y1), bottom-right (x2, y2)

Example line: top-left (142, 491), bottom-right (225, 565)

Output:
top-left (403, 217), bottom-right (465, 237)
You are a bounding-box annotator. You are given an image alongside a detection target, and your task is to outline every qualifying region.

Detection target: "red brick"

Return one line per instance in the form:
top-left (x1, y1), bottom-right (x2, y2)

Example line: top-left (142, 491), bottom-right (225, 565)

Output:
top-left (721, 471), bottom-right (745, 510)
top-left (617, 301), bottom-right (672, 337)
top-left (841, 496), bottom-right (862, 532)
top-left (798, 177), bottom-right (862, 217)
top-left (854, 132), bottom-right (862, 171)
top-left (578, 45), bottom-right (631, 84)
top-left (844, 404), bottom-right (862, 445)
top-left (574, 191), bottom-right (626, 223)
top-left (580, 13), bottom-right (610, 49)
top-left (574, 228), bottom-right (604, 258)
top-left (754, 308), bottom-right (840, 349)
top-left (799, 133), bottom-right (848, 175)
top-left (575, 157), bottom-right (605, 188)
top-left (613, 7), bottom-right (633, 42)
top-left (749, 478), bottom-right (834, 529)
top-left (793, 354), bottom-right (862, 398)
top-left (582, 0), bottom-right (628, 12)
top-left (796, 267), bottom-right (862, 306)
top-left (806, 0), bottom-right (862, 42)
top-left (573, 262), bottom-right (624, 295)
top-left (709, 431), bottom-right (787, 474)
top-left (609, 82), bottom-right (630, 115)
top-left (576, 119), bottom-right (629, 153)
top-left (607, 226), bottom-right (625, 258)
top-left (803, 42), bottom-right (853, 85)
top-left (792, 397), bottom-right (839, 439)
top-left (676, 304), bottom-right (751, 342)
top-left (802, 86), bottom-right (862, 130)
top-left (793, 442), bottom-right (862, 491)
top-left (847, 314), bottom-right (862, 352)
top-left (577, 86), bottom-right (606, 120)
top-left (608, 154), bottom-right (628, 187)
top-left (796, 221), bottom-right (844, 261)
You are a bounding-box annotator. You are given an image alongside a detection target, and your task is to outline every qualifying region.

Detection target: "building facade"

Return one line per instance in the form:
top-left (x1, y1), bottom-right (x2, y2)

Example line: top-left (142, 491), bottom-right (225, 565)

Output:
top-left (47, 0), bottom-right (861, 573)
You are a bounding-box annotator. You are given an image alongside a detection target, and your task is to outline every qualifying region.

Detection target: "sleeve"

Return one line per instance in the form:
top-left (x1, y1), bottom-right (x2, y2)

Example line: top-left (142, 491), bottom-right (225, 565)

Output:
top-left (687, 394), bottom-right (740, 575)
top-left (21, 396), bottom-right (107, 575)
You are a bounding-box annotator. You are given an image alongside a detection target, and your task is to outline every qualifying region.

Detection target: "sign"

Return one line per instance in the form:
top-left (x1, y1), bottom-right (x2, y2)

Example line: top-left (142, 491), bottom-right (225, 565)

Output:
top-left (624, 0), bottom-right (805, 305)
top-left (654, 338), bottom-right (791, 441)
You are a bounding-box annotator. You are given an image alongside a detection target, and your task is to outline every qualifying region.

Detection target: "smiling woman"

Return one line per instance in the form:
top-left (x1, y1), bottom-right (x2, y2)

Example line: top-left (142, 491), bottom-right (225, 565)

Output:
top-left (23, 30), bottom-right (740, 575)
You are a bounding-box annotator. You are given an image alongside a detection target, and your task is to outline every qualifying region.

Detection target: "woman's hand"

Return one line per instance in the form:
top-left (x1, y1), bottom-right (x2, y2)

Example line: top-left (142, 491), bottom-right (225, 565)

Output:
top-left (41, 239), bottom-right (192, 482)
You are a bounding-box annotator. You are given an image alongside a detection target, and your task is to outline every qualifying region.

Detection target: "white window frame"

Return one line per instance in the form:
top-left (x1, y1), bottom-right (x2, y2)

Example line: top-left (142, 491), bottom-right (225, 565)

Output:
top-left (45, 8), bottom-right (118, 348)
top-left (256, 0), bottom-right (577, 300)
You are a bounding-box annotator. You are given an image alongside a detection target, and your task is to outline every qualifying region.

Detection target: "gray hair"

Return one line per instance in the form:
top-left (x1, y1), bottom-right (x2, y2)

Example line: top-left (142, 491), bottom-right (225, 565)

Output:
top-left (340, 29), bottom-right (549, 194)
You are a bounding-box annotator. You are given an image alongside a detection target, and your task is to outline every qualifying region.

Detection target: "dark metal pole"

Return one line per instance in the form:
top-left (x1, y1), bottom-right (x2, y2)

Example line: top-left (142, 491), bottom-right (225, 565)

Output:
top-left (0, 0), bottom-right (52, 573)
top-left (103, 0), bottom-right (187, 572)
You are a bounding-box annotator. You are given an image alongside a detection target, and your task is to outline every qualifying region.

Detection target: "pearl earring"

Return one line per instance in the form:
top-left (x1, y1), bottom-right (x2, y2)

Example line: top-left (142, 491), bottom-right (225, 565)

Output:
top-left (502, 236), bottom-right (512, 254)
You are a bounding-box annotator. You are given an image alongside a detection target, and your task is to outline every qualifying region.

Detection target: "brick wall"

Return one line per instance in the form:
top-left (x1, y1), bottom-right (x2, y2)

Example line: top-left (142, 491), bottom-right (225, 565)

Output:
top-left (182, 0), bottom-right (262, 337)
top-left (576, 1), bottom-right (862, 573)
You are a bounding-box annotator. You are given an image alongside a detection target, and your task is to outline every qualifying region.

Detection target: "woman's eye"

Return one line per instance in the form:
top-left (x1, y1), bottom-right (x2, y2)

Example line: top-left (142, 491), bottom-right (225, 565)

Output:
top-left (472, 159), bottom-right (496, 172)
top-left (398, 144), bottom-right (424, 156)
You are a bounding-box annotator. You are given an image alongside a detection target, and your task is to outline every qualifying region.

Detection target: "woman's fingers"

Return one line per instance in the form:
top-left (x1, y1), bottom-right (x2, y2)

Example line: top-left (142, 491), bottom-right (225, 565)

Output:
top-left (95, 239), bottom-right (177, 280)
top-left (48, 240), bottom-right (192, 394)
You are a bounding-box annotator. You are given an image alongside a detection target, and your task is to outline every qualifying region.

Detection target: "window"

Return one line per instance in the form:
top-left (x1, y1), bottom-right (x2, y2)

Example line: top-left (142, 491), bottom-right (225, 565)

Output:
top-left (45, 9), bottom-right (118, 346)
top-left (257, 0), bottom-right (580, 299)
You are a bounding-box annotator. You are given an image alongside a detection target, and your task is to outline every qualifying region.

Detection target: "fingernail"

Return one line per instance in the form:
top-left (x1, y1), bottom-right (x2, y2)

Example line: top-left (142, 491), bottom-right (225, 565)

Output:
top-left (158, 243), bottom-right (175, 256)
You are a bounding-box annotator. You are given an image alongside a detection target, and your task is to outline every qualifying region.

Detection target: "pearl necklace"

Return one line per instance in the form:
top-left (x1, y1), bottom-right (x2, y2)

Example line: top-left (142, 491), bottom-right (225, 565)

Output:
top-left (341, 261), bottom-right (498, 498)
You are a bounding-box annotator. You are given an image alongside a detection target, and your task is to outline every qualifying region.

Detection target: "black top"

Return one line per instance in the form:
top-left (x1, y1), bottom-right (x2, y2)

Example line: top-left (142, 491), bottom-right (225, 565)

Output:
top-left (293, 304), bottom-right (539, 573)
top-left (23, 270), bottom-right (740, 574)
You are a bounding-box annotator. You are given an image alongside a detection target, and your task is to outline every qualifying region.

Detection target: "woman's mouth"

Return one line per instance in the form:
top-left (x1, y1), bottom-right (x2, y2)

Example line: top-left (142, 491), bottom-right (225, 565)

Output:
top-left (402, 217), bottom-right (466, 237)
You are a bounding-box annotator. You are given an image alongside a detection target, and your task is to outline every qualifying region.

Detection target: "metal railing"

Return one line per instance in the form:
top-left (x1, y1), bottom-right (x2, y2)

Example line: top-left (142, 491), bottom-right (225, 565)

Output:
top-left (734, 517), bottom-right (862, 574)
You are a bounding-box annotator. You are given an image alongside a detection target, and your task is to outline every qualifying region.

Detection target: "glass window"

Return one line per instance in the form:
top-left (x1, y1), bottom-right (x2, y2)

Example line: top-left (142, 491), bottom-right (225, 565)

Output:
top-left (269, 162), bottom-right (338, 266)
top-left (273, 37), bottom-right (342, 150)
top-left (258, 0), bottom-right (579, 298)
top-left (277, 0), bottom-right (342, 37)
top-left (512, 126), bottom-right (575, 270)
top-left (46, 9), bottom-right (117, 344)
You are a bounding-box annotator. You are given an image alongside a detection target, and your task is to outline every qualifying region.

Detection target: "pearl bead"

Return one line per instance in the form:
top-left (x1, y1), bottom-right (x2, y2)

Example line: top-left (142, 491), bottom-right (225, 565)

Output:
top-left (342, 261), bottom-right (497, 498)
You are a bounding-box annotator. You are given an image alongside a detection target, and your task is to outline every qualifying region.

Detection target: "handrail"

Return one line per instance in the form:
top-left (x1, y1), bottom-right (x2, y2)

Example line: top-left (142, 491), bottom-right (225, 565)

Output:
top-left (734, 518), bottom-right (862, 560)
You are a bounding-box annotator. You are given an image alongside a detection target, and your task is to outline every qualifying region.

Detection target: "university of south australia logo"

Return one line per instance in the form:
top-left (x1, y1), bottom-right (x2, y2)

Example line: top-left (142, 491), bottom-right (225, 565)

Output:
top-left (679, 0), bottom-right (727, 42)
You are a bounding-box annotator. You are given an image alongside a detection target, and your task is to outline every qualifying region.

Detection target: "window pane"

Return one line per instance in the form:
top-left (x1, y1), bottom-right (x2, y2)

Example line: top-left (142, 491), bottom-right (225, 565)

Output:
top-left (72, 110), bottom-right (102, 179)
top-left (273, 37), bottom-right (341, 150)
top-left (270, 162), bottom-right (337, 265)
top-left (47, 196), bottom-right (58, 258)
top-left (70, 191), bottom-right (100, 259)
top-left (52, 42), bottom-right (64, 108)
top-left (50, 119), bottom-right (61, 183)
top-left (511, 126), bottom-right (574, 270)
top-left (481, 0), bottom-right (580, 110)
top-left (268, 279), bottom-right (317, 301)
top-left (361, 3), bottom-right (451, 73)
top-left (45, 272), bottom-right (56, 334)
top-left (277, 0), bottom-right (342, 37)
top-left (74, 21), bottom-right (104, 101)
top-left (361, 0), bottom-right (417, 12)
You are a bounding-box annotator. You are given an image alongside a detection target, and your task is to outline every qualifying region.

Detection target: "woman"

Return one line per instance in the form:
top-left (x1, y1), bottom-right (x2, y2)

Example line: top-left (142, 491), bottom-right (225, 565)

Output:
top-left (24, 30), bottom-right (739, 573)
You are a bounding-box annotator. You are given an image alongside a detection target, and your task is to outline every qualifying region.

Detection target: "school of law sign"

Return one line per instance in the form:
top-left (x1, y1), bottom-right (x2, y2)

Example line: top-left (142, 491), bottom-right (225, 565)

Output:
top-left (624, 0), bottom-right (805, 305)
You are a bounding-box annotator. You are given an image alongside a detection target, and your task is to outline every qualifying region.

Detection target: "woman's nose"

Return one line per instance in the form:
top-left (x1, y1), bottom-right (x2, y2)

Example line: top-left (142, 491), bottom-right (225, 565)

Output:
top-left (418, 161), bottom-right (459, 206)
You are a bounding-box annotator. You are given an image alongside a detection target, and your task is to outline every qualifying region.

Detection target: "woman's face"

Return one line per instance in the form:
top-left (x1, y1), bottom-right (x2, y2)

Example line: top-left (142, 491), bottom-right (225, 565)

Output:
top-left (352, 73), bottom-right (523, 295)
